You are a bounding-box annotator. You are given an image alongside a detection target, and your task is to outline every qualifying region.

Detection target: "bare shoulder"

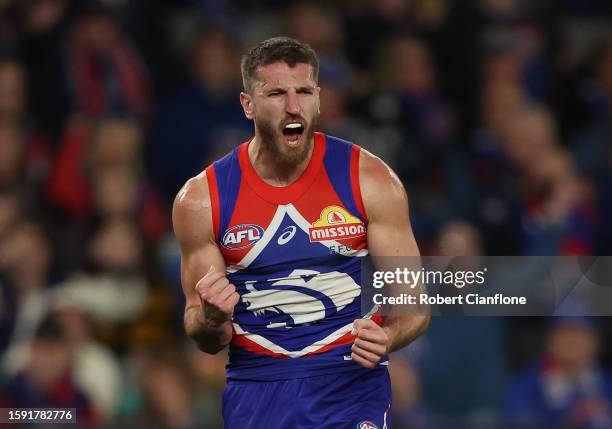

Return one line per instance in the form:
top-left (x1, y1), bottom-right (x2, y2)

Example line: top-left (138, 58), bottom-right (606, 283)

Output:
top-left (358, 148), bottom-right (408, 220)
top-left (172, 171), bottom-right (214, 247)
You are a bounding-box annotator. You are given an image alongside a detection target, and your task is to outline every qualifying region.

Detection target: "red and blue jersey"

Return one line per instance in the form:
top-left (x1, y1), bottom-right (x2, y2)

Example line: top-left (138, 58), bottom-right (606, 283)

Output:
top-left (206, 132), bottom-right (384, 381)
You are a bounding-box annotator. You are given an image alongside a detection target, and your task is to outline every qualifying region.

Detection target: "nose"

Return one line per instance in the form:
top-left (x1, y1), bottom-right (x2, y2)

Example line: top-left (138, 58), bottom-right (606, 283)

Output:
top-left (285, 90), bottom-right (301, 115)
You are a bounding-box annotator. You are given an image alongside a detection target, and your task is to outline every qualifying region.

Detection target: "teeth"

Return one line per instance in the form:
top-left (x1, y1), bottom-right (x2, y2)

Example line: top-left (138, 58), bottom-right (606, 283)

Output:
top-left (285, 123), bottom-right (302, 129)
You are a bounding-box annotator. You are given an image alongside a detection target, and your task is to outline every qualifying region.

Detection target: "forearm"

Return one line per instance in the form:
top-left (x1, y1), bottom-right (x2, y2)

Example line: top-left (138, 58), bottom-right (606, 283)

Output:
top-left (382, 314), bottom-right (430, 354)
top-left (184, 305), bottom-right (233, 354)
top-left (378, 270), bottom-right (429, 354)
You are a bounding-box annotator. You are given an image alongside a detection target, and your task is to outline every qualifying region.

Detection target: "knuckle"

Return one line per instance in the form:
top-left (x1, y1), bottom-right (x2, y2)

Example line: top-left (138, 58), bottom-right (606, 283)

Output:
top-left (198, 278), bottom-right (214, 290)
top-left (212, 295), bottom-right (225, 305)
top-left (201, 272), bottom-right (216, 284)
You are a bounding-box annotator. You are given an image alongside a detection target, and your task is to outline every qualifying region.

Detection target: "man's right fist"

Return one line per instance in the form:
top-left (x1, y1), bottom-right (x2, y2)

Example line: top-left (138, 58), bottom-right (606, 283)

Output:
top-left (194, 266), bottom-right (240, 327)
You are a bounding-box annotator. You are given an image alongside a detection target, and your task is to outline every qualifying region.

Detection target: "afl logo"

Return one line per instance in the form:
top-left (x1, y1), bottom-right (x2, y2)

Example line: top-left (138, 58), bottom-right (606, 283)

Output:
top-left (221, 224), bottom-right (263, 250)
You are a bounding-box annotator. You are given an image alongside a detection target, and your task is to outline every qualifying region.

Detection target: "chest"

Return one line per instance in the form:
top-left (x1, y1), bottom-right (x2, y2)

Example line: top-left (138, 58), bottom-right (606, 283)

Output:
top-left (219, 173), bottom-right (367, 269)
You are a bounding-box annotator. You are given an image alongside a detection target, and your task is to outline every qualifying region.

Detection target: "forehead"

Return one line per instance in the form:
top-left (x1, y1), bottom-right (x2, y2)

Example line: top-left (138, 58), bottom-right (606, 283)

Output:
top-left (253, 62), bottom-right (315, 89)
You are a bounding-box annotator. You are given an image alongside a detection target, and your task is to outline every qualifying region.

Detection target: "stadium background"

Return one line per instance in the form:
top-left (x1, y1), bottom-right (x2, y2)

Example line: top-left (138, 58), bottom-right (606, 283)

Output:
top-left (0, 0), bottom-right (611, 427)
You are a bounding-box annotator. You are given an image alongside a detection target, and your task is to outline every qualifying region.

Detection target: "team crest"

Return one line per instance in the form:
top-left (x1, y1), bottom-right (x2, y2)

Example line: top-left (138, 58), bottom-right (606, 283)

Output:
top-left (221, 224), bottom-right (263, 250)
top-left (309, 206), bottom-right (366, 242)
top-left (357, 421), bottom-right (379, 429)
top-left (241, 268), bottom-right (361, 328)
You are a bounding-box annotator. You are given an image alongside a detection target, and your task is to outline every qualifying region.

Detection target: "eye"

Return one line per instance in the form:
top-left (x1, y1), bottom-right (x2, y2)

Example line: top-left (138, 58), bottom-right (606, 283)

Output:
top-left (297, 89), bottom-right (314, 95)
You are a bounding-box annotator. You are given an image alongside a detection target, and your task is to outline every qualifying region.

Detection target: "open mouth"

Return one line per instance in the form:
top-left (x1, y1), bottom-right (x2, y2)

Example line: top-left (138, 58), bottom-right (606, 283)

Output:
top-left (281, 122), bottom-right (304, 144)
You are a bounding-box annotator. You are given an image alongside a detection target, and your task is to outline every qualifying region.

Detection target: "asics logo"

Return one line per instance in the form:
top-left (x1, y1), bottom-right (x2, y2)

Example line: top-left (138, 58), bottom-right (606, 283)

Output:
top-left (277, 226), bottom-right (297, 245)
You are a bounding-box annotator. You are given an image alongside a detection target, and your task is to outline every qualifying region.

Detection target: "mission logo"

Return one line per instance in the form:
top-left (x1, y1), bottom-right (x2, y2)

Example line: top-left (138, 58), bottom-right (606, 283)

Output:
top-left (222, 224), bottom-right (264, 250)
top-left (309, 206), bottom-right (366, 242)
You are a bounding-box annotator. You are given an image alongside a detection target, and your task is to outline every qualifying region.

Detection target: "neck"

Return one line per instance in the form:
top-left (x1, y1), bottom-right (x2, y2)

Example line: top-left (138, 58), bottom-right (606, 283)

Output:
top-left (248, 134), bottom-right (315, 186)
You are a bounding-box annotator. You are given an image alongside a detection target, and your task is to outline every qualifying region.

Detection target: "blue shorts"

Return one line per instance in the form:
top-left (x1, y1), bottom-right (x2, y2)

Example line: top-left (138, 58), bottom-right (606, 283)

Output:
top-left (222, 367), bottom-right (391, 429)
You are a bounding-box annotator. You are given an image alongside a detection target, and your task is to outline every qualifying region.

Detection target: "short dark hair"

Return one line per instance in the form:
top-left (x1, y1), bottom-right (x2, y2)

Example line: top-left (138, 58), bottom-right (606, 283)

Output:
top-left (241, 37), bottom-right (319, 93)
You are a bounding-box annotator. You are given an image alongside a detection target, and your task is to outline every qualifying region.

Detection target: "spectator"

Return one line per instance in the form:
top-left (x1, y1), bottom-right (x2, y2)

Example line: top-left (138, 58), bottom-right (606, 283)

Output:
top-left (371, 34), bottom-right (464, 239)
top-left (52, 217), bottom-right (148, 324)
top-left (505, 317), bottom-right (612, 428)
top-left (53, 304), bottom-right (123, 423)
top-left (118, 345), bottom-right (206, 429)
top-left (0, 219), bottom-right (53, 367)
top-left (282, 2), bottom-right (354, 92)
top-left (0, 316), bottom-right (99, 426)
top-left (46, 116), bottom-right (166, 241)
top-left (416, 221), bottom-right (508, 425)
top-left (0, 58), bottom-right (26, 122)
top-left (467, 81), bottom-right (531, 253)
top-left (150, 29), bottom-right (250, 206)
top-left (64, 1), bottom-right (150, 119)
top-left (500, 108), bottom-right (597, 255)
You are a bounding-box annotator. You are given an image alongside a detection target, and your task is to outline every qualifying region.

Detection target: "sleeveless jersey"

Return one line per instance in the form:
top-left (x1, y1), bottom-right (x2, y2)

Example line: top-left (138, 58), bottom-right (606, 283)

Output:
top-left (206, 132), bottom-right (384, 381)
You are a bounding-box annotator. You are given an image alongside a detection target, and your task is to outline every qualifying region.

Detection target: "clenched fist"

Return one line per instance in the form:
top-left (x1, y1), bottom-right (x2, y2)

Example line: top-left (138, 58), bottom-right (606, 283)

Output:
top-left (195, 266), bottom-right (240, 327)
top-left (351, 318), bottom-right (390, 368)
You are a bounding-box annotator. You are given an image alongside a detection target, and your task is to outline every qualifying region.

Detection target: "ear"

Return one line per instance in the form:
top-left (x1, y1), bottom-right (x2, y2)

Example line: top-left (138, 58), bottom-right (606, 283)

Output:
top-left (240, 92), bottom-right (255, 120)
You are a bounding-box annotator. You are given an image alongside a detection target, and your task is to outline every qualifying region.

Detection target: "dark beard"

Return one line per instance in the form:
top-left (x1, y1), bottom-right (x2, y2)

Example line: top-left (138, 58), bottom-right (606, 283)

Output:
top-left (257, 114), bottom-right (318, 174)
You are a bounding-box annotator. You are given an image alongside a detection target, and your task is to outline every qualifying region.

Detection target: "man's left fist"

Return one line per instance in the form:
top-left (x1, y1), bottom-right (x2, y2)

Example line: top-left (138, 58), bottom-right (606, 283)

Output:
top-left (350, 318), bottom-right (389, 368)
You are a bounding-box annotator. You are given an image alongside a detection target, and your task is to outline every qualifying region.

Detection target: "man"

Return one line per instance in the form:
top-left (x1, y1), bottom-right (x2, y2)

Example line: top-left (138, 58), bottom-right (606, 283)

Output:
top-left (504, 318), bottom-right (612, 427)
top-left (173, 37), bottom-right (429, 429)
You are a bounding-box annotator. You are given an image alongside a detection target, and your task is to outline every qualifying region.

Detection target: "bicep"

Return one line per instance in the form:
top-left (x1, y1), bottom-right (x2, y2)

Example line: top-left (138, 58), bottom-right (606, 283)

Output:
top-left (366, 208), bottom-right (419, 258)
top-left (360, 151), bottom-right (420, 258)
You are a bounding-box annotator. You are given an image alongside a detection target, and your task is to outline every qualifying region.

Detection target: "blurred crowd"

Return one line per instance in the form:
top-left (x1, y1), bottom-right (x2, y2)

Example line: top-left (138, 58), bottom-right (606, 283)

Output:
top-left (0, 0), bottom-right (611, 428)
